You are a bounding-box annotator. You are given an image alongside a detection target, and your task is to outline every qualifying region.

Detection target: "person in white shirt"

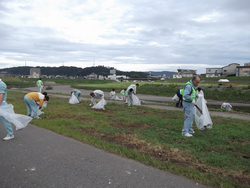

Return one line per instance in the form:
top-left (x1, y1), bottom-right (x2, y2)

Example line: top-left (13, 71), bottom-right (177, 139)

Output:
top-left (110, 89), bottom-right (116, 100)
top-left (125, 84), bottom-right (139, 106)
top-left (89, 90), bottom-right (105, 106)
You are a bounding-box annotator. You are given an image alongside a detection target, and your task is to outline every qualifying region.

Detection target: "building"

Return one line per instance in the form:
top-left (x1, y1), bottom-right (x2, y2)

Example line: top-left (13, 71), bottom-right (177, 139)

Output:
top-left (176, 69), bottom-right (197, 78)
top-left (222, 63), bottom-right (240, 77)
top-left (0, 72), bottom-right (11, 77)
top-left (206, 68), bottom-right (223, 77)
top-left (236, 66), bottom-right (250, 77)
top-left (244, 62), bottom-right (250, 66)
top-left (30, 68), bottom-right (41, 78)
top-left (86, 72), bottom-right (98, 79)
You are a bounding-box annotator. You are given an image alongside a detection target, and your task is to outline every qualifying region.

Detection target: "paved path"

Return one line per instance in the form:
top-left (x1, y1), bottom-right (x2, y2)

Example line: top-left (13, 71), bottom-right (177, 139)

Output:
top-left (0, 122), bottom-right (208, 188)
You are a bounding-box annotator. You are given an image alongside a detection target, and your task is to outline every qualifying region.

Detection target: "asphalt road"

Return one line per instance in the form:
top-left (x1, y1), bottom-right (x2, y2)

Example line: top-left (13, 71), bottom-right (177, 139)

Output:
top-left (0, 122), bottom-right (209, 188)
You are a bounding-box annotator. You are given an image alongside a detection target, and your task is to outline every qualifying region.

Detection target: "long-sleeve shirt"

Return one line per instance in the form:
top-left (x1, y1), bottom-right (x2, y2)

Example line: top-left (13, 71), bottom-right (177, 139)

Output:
top-left (0, 79), bottom-right (7, 103)
top-left (126, 84), bottom-right (136, 95)
top-left (91, 90), bottom-right (104, 101)
top-left (26, 92), bottom-right (44, 106)
top-left (183, 80), bottom-right (195, 102)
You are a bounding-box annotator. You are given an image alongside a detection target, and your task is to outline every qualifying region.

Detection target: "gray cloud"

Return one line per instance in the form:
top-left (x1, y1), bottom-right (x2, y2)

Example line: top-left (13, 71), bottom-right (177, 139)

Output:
top-left (0, 0), bottom-right (249, 73)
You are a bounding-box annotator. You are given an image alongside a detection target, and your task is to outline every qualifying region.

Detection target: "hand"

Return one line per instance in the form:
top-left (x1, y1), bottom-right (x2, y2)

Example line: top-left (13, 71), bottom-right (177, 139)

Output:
top-left (89, 104), bottom-right (92, 106)
top-left (39, 106), bottom-right (42, 110)
top-left (192, 100), bottom-right (196, 105)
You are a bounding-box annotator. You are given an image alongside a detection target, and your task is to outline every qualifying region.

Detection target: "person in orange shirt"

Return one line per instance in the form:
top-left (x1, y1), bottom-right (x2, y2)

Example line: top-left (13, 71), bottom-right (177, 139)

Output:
top-left (24, 92), bottom-right (49, 119)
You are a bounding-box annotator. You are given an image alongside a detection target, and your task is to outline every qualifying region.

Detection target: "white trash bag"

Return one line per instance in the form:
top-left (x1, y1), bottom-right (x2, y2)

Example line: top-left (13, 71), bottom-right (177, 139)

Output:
top-left (31, 101), bottom-right (47, 117)
top-left (194, 95), bottom-right (213, 131)
top-left (133, 95), bottom-right (141, 106)
top-left (31, 106), bottom-right (44, 117)
top-left (115, 95), bottom-right (122, 100)
top-left (172, 94), bottom-right (179, 101)
top-left (69, 93), bottom-right (79, 104)
top-left (0, 103), bottom-right (32, 130)
top-left (92, 98), bottom-right (107, 110)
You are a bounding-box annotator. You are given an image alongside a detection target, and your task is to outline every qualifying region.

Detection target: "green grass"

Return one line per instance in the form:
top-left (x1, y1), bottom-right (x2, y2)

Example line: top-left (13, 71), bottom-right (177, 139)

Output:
top-left (2, 77), bottom-right (250, 102)
top-left (74, 82), bottom-right (250, 102)
top-left (1, 77), bottom-right (114, 88)
top-left (7, 90), bottom-right (250, 188)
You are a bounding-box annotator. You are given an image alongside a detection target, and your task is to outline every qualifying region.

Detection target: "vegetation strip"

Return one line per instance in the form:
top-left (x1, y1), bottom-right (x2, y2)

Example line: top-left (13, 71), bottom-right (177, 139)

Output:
top-left (8, 91), bottom-right (250, 188)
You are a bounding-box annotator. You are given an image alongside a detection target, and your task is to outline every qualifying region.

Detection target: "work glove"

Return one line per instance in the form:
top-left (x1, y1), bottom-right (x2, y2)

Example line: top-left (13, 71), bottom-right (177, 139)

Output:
top-left (192, 100), bottom-right (196, 105)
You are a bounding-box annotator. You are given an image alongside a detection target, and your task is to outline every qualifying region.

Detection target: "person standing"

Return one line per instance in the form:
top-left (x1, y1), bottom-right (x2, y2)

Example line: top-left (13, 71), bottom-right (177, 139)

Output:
top-left (71, 89), bottom-right (81, 102)
top-left (120, 88), bottom-right (126, 101)
top-left (0, 79), bottom-right (14, 141)
top-left (125, 84), bottom-right (139, 106)
top-left (182, 76), bottom-right (200, 137)
top-left (24, 92), bottom-right (49, 119)
top-left (37, 78), bottom-right (43, 93)
top-left (175, 89), bottom-right (184, 108)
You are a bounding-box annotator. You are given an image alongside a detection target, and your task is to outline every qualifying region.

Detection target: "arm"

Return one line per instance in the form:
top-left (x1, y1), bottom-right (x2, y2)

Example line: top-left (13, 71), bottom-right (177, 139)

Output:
top-left (39, 99), bottom-right (44, 109)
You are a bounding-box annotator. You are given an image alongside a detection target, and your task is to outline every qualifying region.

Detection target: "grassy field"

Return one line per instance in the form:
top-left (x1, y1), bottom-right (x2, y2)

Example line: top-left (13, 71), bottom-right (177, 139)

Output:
top-left (8, 90), bottom-right (250, 188)
top-left (1, 77), bottom-right (114, 88)
top-left (74, 82), bottom-right (250, 102)
top-left (2, 77), bottom-right (250, 102)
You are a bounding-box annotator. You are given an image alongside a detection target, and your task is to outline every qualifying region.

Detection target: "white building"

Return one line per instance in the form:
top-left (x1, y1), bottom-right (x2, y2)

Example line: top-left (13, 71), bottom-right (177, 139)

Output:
top-left (30, 68), bottom-right (41, 78)
top-left (206, 68), bottom-right (223, 77)
top-left (175, 69), bottom-right (197, 78)
top-left (222, 63), bottom-right (240, 77)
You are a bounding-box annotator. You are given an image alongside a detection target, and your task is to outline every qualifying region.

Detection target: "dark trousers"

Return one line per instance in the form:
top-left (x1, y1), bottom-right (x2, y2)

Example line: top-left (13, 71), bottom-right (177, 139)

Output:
top-left (176, 90), bottom-right (183, 107)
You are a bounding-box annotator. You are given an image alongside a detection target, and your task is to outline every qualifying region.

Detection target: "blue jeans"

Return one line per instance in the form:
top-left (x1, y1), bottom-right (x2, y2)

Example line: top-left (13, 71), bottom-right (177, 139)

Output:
top-left (24, 96), bottom-right (38, 118)
top-left (182, 101), bottom-right (194, 135)
top-left (74, 91), bottom-right (81, 102)
top-left (0, 102), bottom-right (13, 136)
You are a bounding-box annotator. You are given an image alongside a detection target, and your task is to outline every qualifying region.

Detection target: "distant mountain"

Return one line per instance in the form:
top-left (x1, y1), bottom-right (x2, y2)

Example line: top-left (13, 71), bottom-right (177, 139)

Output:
top-left (0, 66), bottom-right (149, 78)
top-left (146, 71), bottom-right (177, 78)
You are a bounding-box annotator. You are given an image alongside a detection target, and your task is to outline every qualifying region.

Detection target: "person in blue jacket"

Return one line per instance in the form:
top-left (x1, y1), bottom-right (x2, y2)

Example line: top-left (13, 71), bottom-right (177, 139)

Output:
top-left (0, 79), bottom-right (14, 141)
top-left (182, 76), bottom-right (200, 137)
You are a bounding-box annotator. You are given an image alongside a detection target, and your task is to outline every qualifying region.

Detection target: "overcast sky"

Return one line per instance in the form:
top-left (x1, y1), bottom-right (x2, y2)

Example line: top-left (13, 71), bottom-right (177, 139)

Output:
top-left (0, 0), bottom-right (249, 73)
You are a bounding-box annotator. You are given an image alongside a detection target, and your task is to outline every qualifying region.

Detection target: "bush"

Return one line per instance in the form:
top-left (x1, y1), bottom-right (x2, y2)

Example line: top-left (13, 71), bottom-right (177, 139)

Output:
top-left (46, 86), bottom-right (53, 90)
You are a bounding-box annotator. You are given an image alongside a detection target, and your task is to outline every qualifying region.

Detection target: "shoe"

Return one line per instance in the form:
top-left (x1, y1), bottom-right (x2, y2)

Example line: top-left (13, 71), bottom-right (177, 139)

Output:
top-left (3, 135), bottom-right (14, 141)
top-left (189, 131), bottom-right (195, 134)
top-left (34, 117), bottom-right (41, 119)
top-left (182, 133), bottom-right (193, 137)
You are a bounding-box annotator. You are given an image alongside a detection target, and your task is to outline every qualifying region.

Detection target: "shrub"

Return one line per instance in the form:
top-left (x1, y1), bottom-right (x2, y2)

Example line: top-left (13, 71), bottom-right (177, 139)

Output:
top-left (46, 86), bottom-right (53, 90)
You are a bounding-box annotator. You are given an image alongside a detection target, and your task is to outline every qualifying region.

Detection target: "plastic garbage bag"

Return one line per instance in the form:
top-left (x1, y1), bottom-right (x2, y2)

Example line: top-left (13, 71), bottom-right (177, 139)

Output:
top-left (92, 98), bottom-right (107, 110)
top-left (172, 94), bottom-right (179, 101)
top-left (221, 103), bottom-right (232, 111)
top-left (115, 95), bottom-right (122, 100)
top-left (31, 101), bottom-right (47, 117)
top-left (31, 106), bottom-right (44, 117)
top-left (69, 93), bottom-right (79, 104)
top-left (194, 95), bottom-right (212, 131)
top-left (0, 103), bottom-right (32, 130)
top-left (133, 95), bottom-right (141, 106)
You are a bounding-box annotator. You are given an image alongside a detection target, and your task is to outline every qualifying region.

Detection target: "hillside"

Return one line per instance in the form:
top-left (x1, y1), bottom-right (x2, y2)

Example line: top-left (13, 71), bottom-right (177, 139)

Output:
top-left (0, 66), bottom-right (149, 78)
